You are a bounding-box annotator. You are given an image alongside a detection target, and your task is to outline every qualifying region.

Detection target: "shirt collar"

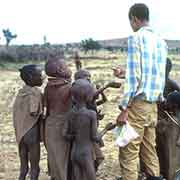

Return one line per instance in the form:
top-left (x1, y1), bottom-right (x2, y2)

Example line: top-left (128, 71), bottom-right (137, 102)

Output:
top-left (138, 26), bottom-right (154, 33)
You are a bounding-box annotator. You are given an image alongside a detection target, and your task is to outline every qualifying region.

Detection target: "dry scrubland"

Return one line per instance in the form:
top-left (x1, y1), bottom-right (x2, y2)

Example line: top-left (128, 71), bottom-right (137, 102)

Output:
top-left (1, 53), bottom-right (180, 180)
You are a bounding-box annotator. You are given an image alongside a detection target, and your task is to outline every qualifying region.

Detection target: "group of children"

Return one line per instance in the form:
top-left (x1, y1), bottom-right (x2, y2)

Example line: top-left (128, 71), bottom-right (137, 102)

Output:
top-left (13, 56), bottom-right (180, 180)
top-left (13, 58), bottom-right (121, 180)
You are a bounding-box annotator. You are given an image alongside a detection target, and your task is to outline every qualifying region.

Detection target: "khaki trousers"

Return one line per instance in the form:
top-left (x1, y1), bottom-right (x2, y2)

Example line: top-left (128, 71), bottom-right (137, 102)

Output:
top-left (119, 100), bottom-right (160, 180)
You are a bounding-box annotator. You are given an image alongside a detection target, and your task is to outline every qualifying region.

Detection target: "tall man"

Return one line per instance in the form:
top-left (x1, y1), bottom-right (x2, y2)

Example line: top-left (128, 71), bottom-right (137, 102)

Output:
top-left (116, 4), bottom-right (167, 180)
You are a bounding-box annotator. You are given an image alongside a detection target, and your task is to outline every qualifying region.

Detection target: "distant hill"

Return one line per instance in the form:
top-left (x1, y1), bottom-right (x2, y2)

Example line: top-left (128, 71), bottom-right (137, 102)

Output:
top-left (98, 38), bottom-right (180, 49)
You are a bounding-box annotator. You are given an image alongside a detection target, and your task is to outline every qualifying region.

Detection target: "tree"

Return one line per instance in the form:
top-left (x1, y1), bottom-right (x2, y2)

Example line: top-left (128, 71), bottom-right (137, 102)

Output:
top-left (80, 38), bottom-right (101, 53)
top-left (2, 29), bottom-right (17, 48)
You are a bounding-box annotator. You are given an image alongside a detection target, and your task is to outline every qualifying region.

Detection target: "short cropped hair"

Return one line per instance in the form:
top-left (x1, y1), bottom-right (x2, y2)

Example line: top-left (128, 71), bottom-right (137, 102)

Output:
top-left (71, 79), bottom-right (94, 102)
top-left (129, 3), bottom-right (149, 21)
top-left (167, 91), bottom-right (180, 108)
top-left (19, 64), bottom-right (37, 83)
top-left (74, 69), bottom-right (90, 80)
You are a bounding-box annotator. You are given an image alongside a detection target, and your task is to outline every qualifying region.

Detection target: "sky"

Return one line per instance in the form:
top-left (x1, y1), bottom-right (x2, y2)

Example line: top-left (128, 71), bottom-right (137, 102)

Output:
top-left (0, 0), bottom-right (180, 45)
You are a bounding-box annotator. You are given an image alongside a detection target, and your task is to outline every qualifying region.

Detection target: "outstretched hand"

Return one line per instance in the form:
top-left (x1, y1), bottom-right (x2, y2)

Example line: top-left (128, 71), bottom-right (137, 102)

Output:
top-left (104, 122), bottom-right (116, 131)
top-left (112, 66), bottom-right (125, 78)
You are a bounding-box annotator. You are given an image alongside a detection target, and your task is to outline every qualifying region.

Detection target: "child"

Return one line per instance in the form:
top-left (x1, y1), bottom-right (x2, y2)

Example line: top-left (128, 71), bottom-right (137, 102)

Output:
top-left (74, 69), bottom-right (121, 171)
top-left (13, 64), bottom-right (43, 180)
top-left (44, 58), bottom-right (72, 180)
top-left (63, 79), bottom-right (99, 180)
top-left (166, 91), bottom-right (180, 136)
top-left (163, 57), bottom-right (180, 98)
top-left (63, 79), bottom-right (117, 180)
top-left (156, 58), bottom-right (180, 179)
top-left (74, 69), bottom-right (121, 121)
top-left (157, 91), bottom-right (180, 179)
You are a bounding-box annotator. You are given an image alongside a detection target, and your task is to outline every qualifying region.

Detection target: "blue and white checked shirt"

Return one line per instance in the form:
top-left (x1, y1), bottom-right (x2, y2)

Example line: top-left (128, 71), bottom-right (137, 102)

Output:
top-left (119, 26), bottom-right (167, 110)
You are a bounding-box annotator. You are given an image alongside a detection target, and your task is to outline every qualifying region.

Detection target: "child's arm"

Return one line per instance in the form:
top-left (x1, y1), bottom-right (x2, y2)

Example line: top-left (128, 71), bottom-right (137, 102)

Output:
top-left (62, 113), bottom-right (75, 141)
top-left (91, 111), bottom-right (100, 143)
top-left (94, 82), bottom-right (121, 101)
top-left (97, 110), bottom-right (105, 121)
top-left (99, 122), bottom-right (116, 139)
top-left (96, 91), bottom-right (107, 106)
top-left (93, 85), bottom-right (108, 101)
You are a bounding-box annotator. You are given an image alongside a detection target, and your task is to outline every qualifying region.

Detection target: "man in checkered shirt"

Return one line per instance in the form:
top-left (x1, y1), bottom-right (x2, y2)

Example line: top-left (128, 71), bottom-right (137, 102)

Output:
top-left (116, 3), bottom-right (167, 180)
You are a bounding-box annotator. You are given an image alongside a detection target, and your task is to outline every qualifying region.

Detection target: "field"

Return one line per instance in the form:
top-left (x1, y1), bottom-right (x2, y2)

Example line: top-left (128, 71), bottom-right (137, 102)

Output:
top-left (1, 53), bottom-right (180, 180)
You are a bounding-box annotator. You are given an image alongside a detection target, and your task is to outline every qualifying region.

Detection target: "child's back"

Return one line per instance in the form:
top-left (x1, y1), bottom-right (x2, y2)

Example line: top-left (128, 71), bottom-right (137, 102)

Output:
top-left (13, 64), bottom-right (43, 180)
top-left (13, 85), bottom-right (42, 144)
top-left (44, 78), bottom-right (71, 115)
top-left (44, 58), bottom-right (72, 180)
top-left (70, 108), bottom-right (98, 160)
top-left (64, 79), bottom-right (98, 180)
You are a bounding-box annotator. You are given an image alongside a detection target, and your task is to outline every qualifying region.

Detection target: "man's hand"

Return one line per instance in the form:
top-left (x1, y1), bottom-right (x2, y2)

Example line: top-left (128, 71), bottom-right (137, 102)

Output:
top-left (112, 66), bottom-right (125, 78)
top-left (116, 109), bottom-right (128, 126)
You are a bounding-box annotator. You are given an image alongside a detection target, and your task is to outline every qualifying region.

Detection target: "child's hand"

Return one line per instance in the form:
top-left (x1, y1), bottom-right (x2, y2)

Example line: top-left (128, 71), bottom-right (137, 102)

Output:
top-left (105, 122), bottom-right (116, 131)
top-left (112, 66), bottom-right (125, 78)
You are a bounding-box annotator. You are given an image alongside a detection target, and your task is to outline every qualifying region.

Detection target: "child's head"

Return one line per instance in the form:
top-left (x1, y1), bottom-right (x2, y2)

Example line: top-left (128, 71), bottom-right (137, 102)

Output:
top-left (71, 79), bottom-right (94, 104)
top-left (167, 91), bottom-right (180, 112)
top-left (45, 58), bottom-right (72, 79)
top-left (74, 69), bottom-right (91, 82)
top-left (19, 64), bottom-right (43, 87)
top-left (166, 57), bottom-right (172, 79)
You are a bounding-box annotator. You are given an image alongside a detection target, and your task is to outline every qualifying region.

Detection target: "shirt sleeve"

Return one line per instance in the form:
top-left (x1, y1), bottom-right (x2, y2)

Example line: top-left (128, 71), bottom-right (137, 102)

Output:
top-left (119, 35), bottom-right (141, 110)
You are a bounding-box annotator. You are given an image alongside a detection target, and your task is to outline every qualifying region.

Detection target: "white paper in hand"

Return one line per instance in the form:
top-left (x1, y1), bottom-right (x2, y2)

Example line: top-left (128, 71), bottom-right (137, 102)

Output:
top-left (113, 121), bottom-right (139, 147)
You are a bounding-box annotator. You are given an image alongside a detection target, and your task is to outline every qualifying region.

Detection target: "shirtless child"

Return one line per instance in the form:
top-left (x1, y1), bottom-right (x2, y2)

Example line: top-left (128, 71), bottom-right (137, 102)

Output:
top-left (44, 58), bottom-right (72, 180)
top-left (63, 79), bottom-right (99, 180)
top-left (74, 69), bottom-right (121, 121)
top-left (74, 69), bottom-right (121, 170)
top-left (13, 64), bottom-right (43, 180)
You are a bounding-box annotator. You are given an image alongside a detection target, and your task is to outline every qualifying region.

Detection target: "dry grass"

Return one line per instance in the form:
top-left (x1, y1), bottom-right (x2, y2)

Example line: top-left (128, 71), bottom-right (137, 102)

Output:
top-left (1, 53), bottom-right (180, 180)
